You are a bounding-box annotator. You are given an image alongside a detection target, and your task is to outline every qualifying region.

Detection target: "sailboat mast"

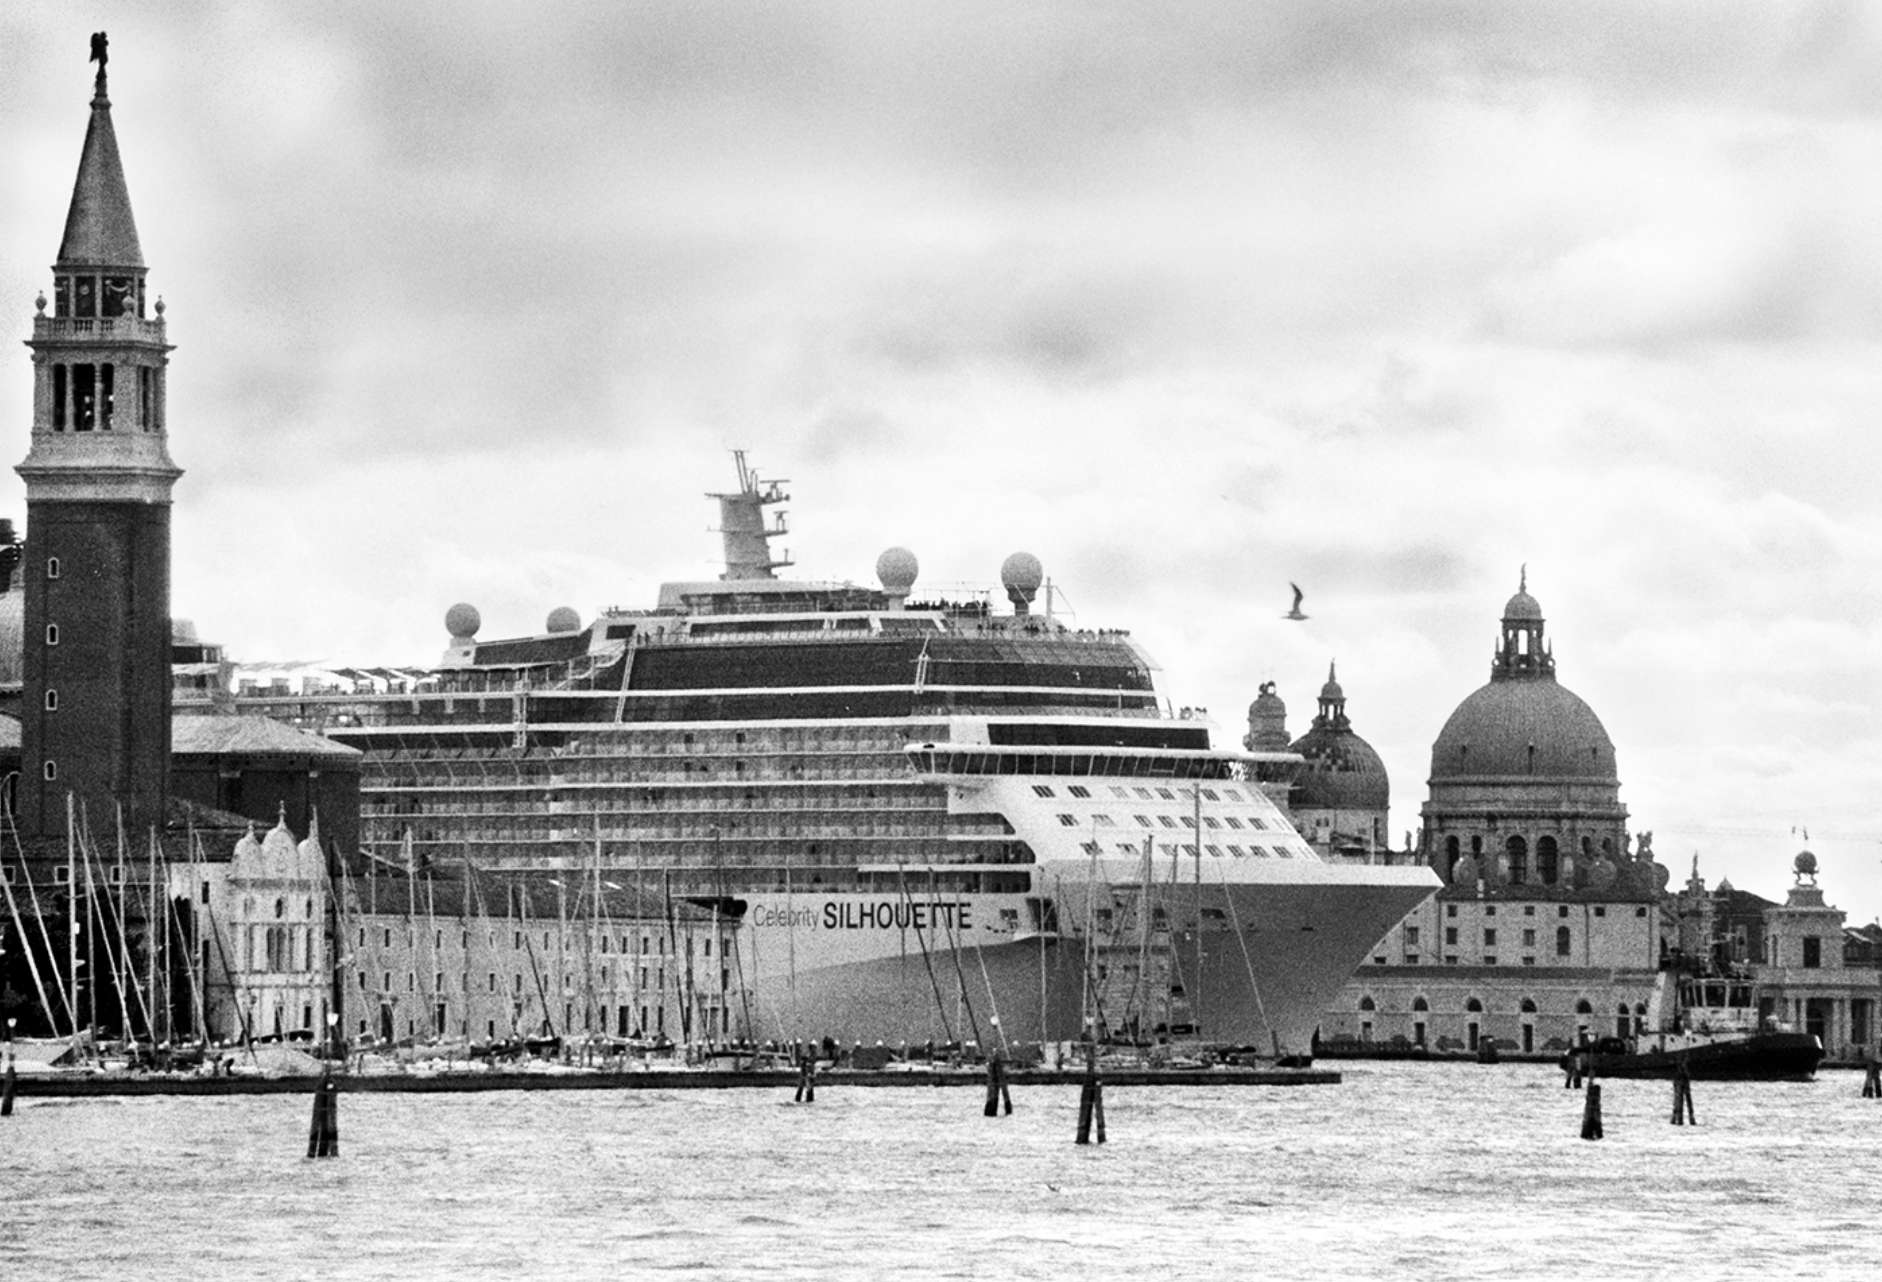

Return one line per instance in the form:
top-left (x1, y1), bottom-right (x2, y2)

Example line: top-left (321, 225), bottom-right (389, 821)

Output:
top-left (1193, 783), bottom-right (1204, 1040)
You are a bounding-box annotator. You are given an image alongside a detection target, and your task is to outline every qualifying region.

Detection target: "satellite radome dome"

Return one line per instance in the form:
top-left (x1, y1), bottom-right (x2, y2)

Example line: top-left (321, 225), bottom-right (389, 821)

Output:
top-left (1000, 551), bottom-right (1043, 594)
top-left (546, 606), bottom-right (582, 634)
top-left (875, 547), bottom-right (919, 593)
top-left (445, 603), bottom-right (482, 640)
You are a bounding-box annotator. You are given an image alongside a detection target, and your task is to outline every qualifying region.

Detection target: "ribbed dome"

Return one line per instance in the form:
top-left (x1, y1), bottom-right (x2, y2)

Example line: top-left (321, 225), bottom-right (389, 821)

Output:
top-left (1290, 723), bottom-right (1389, 809)
top-left (1430, 679), bottom-right (1616, 780)
top-left (1503, 589), bottom-right (1542, 621)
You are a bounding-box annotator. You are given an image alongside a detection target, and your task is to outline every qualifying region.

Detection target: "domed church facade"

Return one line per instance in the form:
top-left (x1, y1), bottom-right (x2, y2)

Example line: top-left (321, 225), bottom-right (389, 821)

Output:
top-left (1323, 576), bottom-right (1671, 1057)
top-left (1420, 575), bottom-right (1660, 901)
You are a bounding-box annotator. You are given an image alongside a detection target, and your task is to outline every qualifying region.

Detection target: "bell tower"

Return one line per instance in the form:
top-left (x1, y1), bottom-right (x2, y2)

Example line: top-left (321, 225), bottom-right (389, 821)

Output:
top-left (17, 35), bottom-right (180, 839)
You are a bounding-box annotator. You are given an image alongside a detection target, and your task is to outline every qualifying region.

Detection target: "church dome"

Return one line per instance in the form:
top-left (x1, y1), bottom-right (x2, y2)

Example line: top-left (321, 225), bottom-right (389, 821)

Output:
top-left (1288, 661), bottom-right (1389, 811)
top-left (1429, 679), bottom-right (1616, 780)
top-left (1290, 722), bottom-right (1389, 809)
top-left (1503, 588), bottom-right (1542, 620)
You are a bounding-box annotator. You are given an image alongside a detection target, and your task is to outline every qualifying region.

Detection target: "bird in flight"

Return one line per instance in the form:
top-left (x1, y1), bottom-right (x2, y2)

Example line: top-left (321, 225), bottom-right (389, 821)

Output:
top-left (1284, 583), bottom-right (1307, 621)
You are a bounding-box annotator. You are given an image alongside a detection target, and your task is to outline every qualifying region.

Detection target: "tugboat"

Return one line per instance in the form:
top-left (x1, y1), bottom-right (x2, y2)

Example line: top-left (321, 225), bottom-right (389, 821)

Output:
top-left (1565, 964), bottom-right (1824, 1081)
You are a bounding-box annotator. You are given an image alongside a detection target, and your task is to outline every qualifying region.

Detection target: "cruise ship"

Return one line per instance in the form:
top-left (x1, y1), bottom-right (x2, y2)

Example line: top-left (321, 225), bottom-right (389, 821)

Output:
top-left (231, 458), bottom-right (1438, 1057)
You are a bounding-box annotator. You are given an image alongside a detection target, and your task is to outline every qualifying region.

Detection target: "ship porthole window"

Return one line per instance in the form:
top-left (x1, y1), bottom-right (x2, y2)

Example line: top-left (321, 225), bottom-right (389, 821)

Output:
top-left (43, 689), bottom-right (57, 711)
top-left (45, 623), bottom-right (59, 646)
top-left (46, 556), bottom-right (60, 580)
top-left (43, 760), bottom-right (57, 781)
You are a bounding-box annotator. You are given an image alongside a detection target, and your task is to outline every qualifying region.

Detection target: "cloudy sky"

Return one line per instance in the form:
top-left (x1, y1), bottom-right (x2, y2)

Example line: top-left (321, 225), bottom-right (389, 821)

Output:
top-left (4, 2), bottom-right (1879, 917)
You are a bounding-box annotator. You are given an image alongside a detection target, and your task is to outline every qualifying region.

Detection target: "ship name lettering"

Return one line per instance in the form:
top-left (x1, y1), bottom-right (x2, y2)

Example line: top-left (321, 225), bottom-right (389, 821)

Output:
top-left (821, 900), bottom-right (973, 931)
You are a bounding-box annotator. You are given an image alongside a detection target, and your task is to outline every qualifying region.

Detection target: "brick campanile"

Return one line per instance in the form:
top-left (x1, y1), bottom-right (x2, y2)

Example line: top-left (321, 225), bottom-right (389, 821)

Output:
top-left (17, 36), bottom-right (181, 840)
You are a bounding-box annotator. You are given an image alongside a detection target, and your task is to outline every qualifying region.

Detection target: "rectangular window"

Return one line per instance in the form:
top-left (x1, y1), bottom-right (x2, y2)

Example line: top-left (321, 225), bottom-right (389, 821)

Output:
top-left (1159, 816), bottom-right (1177, 829)
top-left (99, 363), bottom-right (113, 429)
top-left (488, 973), bottom-right (497, 992)
top-left (1067, 786), bottom-right (1090, 798)
top-left (1031, 785), bottom-right (1054, 798)
top-left (1803, 936), bottom-right (1822, 969)
top-left (1594, 906), bottom-right (1606, 917)
top-left (1524, 906), bottom-right (1536, 916)
top-left (1135, 815), bottom-right (1153, 828)
top-left (139, 366), bottom-right (151, 429)
top-left (74, 275), bottom-right (96, 318)
top-left (1445, 927), bottom-right (1458, 946)
top-left (1057, 814), bottom-right (1077, 827)
top-left (1483, 929), bottom-right (1497, 947)
top-left (73, 363), bottom-right (95, 430)
top-left (1522, 929), bottom-right (1536, 947)
top-left (1403, 926), bottom-right (1420, 945)
top-left (53, 364), bottom-right (66, 430)
top-left (1446, 904), bottom-right (1457, 918)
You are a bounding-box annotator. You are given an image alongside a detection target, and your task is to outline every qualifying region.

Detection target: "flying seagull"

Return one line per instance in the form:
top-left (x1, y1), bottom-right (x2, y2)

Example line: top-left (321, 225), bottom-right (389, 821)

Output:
top-left (1284, 583), bottom-right (1308, 621)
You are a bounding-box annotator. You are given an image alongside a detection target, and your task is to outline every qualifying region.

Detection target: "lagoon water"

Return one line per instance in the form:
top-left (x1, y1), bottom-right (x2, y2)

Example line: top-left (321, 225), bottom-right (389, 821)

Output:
top-left (5, 1063), bottom-right (1875, 1280)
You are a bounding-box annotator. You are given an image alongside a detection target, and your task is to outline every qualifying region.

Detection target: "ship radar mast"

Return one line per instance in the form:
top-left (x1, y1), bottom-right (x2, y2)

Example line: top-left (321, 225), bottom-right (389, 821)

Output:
top-left (708, 450), bottom-right (794, 580)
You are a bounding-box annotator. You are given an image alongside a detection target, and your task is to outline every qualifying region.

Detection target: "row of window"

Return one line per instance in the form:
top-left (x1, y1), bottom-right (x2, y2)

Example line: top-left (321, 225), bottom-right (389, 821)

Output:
top-left (48, 362), bottom-right (162, 433)
top-left (1081, 840), bottom-right (1297, 861)
top-left (1033, 783), bottom-right (1250, 805)
top-left (354, 924), bottom-right (710, 957)
top-left (1055, 810), bottom-right (1275, 833)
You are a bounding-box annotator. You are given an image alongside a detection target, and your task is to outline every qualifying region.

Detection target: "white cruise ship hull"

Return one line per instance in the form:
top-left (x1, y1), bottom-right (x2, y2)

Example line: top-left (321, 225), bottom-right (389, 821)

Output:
top-left (733, 863), bottom-right (1436, 1057)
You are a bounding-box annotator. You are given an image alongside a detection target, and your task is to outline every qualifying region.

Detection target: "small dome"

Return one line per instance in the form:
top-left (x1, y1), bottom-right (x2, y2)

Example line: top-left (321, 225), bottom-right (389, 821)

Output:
top-left (1320, 673), bottom-right (1345, 701)
top-left (1289, 723), bottom-right (1388, 811)
top-left (1794, 849), bottom-right (1818, 880)
top-left (876, 547), bottom-right (919, 593)
top-left (546, 606), bottom-right (581, 634)
top-left (1503, 589), bottom-right (1542, 621)
top-left (445, 602), bottom-right (481, 641)
top-left (1000, 552), bottom-right (1043, 595)
top-left (1248, 684), bottom-right (1286, 718)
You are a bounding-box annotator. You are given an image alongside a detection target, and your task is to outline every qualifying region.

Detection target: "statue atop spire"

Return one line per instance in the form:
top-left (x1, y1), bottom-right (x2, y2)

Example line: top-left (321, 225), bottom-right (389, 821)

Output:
top-left (90, 32), bottom-right (109, 99)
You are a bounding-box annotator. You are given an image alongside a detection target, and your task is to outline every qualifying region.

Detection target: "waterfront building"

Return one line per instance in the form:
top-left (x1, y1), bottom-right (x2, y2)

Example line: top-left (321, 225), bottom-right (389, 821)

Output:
top-left (1318, 577), bottom-right (1672, 1054)
top-left (1664, 851), bottom-right (1882, 1061)
top-left (342, 860), bottom-right (736, 1048)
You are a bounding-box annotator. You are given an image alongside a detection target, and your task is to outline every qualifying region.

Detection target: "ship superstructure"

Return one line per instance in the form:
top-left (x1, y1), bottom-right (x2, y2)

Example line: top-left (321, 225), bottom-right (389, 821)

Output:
top-left (230, 458), bottom-right (1437, 1055)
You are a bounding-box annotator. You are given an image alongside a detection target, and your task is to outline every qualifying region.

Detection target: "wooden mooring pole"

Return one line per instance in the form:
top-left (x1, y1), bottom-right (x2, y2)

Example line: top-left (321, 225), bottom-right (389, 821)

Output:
top-left (1579, 1082), bottom-right (1604, 1141)
top-left (2, 1019), bottom-right (16, 1119)
top-left (1670, 1064), bottom-right (1696, 1126)
top-left (794, 1047), bottom-right (816, 1104)
top-left (984, 1053), bottom-right (1012, 1117)
top-left (306, 1068), bottom-right (340, 1159)
top-left (1075, 1040), bottom-right (1106, 1145)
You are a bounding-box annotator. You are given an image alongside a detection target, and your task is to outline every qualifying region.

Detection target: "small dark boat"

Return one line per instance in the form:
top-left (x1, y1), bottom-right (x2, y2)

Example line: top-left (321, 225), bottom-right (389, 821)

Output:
top-left (1563, 967), bottom-right (1823, 1082)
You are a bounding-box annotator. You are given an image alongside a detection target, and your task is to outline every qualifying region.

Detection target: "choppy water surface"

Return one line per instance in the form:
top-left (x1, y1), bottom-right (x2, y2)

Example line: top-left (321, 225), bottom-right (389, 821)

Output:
top-left (5, 1063), bottom-right (1876, 1280)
